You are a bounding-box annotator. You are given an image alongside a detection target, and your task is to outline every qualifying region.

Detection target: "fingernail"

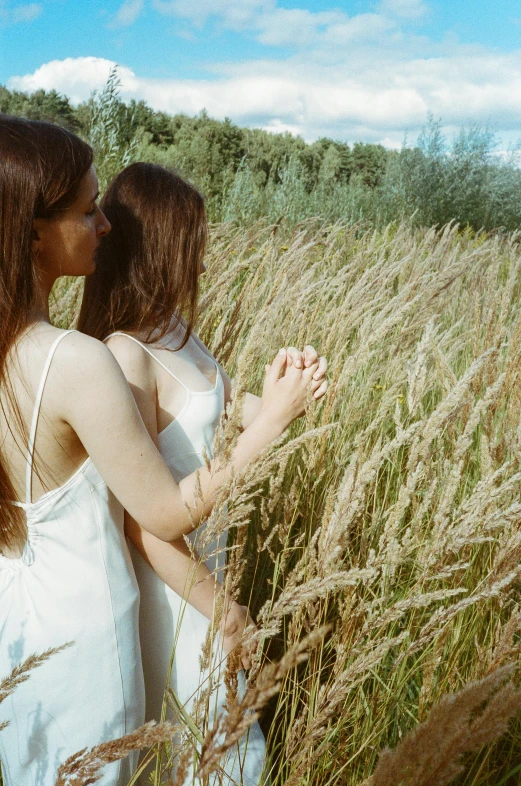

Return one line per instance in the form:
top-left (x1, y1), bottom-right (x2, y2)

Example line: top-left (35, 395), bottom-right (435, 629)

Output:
top-left (278, 348), bottom-right (286, 355)
top-left (296, 360), bottom-right (302, 368)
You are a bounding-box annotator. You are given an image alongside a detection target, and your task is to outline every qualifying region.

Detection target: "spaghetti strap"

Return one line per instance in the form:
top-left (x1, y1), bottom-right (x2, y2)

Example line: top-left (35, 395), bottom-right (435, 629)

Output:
top-left (125, 328), bottom-right (266, 784)
top-left (1, 332), bottom-right (144, 786)
top-left (26, 330), bottom-right (75, 504)
top-left (104, 332), bottom-right (191, 392)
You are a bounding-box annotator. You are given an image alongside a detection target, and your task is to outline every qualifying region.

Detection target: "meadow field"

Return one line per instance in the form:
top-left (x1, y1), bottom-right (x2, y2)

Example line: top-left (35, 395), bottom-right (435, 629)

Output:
top-left (3, 216), bottom-right (518, 785)
top-left (3, 82), bottom-right (521, 785)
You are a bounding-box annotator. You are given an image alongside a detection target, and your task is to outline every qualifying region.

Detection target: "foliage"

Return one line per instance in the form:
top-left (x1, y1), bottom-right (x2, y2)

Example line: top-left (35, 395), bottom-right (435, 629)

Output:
top-left (0, 85), bottom-right (79, 130)
top-left (377, 116), bottom-right (521, 231)
top-left (83, 66), bottom-right (139, 192)
top-left (2, 77), bottom-right (520, 231)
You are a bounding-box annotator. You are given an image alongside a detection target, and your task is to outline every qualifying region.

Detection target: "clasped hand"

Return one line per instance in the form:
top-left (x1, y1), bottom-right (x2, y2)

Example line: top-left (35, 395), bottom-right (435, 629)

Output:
top-left (221, 343), bottom-right (328, 668)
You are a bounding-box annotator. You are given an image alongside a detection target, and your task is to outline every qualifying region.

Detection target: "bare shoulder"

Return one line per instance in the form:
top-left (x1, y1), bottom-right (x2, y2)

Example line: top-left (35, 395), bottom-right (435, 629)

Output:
top-left (51, 330), bottom-right (124, 384)
top-left (189, 330), bottom-right (214, 359)
top-left (32, 331), bottom-right (130, 428)
top-left (104, 334), bottom-right (155, 385)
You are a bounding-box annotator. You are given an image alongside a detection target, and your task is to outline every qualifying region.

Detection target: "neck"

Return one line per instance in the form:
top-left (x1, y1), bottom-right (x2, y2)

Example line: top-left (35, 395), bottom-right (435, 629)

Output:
top-left (28, 268), bottom-right (55, 325)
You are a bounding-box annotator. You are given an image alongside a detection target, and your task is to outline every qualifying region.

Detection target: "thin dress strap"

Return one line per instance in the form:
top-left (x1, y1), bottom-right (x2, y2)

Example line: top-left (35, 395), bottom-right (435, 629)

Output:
top-left (26, 330), bottom-right (75, 505)
top-left (103, 332), bottom-right (191, 391)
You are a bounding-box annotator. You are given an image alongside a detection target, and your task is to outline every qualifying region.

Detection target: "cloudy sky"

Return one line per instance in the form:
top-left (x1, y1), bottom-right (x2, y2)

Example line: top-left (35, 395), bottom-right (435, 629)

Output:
top-left (1, 0), bottom-right (521, 148)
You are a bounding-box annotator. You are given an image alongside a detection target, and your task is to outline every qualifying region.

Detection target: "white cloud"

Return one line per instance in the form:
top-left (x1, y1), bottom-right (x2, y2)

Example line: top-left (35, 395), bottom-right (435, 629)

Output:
top-left (379, 136), bottom-right (405, 150)
top-left (0, 1), bottom-right (42, 24)
top-left (255, 8), bottom-right (345, 47)
top-left (263, 118), bottom-right (304, 136)
top-left (379, 0), bottom-right (429, 20)
top-left (9, 49), bottom-right (521, 147)
top-left (151, 0), bottom-right (273, 29)
top-left (8, 57), bottom-right (137, 104)
top-left (11, 3), bottom-right (41, 22)
top-left (129, 0), bottom-right (395, 52)
top-left (7, 56), bottom-right (426, 130)
top-left (113, 0), bottom-right (145, 27)
top-left (111, 0), bottom-right (430, 56)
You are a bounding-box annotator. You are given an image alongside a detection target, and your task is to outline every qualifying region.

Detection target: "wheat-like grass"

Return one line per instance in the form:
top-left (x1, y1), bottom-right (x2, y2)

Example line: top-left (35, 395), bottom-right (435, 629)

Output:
top-left (360, 666), bottom-right (521, 786)
top-left (54, 721), bottom-right (180, 786)
top-left (192, 219), bottom-right (521, 785)
top-left (2, 218), bottom-right (518, 786)
top-left (0, 643), bottom-right (73, 734)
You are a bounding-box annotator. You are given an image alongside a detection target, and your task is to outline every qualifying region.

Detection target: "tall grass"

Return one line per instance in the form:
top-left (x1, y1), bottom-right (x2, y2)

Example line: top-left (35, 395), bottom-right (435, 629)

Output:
top-left (3, 218), bottom-right (521, 785)
top-left (188, 218), bottom-right (521, 785)
top-left (3, 70), bottom-right (521, 786)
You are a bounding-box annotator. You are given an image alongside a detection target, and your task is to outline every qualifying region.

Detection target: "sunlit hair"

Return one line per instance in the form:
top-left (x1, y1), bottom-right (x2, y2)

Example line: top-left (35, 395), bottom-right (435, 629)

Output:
top-left (0, 115), bottom-right (93, 551)
top-left (78, 162), bottom-right (207, 349)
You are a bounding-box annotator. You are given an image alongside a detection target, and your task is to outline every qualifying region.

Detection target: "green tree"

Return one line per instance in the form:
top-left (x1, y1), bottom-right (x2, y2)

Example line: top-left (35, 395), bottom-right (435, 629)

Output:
top-left (85, 67), bottom-right (139, 191)
top-left (0, 86), bottom-right (78, 130)
top-left (352, 142), bottom-right (389, 187)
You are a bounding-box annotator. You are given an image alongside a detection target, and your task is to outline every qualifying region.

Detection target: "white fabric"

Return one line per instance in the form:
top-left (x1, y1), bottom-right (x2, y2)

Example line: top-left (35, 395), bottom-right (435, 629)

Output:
top-left (0, 331), bottom-right (145, 786)
top-left (106, 333), bottom-right (266, 785)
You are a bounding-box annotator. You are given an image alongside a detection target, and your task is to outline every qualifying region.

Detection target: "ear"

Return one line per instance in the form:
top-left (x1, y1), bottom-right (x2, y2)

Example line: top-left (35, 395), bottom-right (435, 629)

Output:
top-left (32, 218), bottom-right (46, 259)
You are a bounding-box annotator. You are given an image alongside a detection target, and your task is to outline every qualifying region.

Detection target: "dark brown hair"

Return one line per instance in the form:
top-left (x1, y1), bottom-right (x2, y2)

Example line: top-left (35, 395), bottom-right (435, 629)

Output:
top-left (78, 163), bottom-right (207, 348)
top-left (0, 115), bottom-right (93, 550)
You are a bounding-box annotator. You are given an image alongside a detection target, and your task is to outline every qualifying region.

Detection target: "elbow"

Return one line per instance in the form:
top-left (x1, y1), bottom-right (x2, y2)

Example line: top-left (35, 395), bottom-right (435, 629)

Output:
top-left (152, 512), bottom-right (194, 542)
top-left (136, 487), bottom-right (199, 541)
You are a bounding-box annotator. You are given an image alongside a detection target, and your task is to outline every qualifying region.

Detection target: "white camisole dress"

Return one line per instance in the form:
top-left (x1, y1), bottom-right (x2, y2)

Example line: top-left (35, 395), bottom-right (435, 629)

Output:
top-left (105, 333), bottom-right (266, 786)
top-left (0, 331), bottom-right (145, 786)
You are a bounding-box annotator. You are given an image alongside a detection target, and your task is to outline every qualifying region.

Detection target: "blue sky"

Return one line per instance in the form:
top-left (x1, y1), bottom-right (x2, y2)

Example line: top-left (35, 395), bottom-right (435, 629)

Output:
top-left (2, 0), bottom-right (521, 147)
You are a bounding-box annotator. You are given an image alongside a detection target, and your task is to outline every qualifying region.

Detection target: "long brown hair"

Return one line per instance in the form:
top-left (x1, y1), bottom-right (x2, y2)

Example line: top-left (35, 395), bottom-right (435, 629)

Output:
top-left (78, 163), bottom-right (207, 347)
top-left (0, 115), bottom-right (93, 550)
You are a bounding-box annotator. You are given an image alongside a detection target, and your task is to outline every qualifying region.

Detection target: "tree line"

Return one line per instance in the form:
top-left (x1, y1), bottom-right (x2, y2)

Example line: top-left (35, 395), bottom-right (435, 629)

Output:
top-left (1, 75), bottom-right (520, 231)
top-left (0, 82), bottom-right (388, 193)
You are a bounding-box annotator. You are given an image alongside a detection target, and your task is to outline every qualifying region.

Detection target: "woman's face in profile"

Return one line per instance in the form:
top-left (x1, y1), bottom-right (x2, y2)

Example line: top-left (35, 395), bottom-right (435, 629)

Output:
top-left (32, 166), bottom-right (112, 279)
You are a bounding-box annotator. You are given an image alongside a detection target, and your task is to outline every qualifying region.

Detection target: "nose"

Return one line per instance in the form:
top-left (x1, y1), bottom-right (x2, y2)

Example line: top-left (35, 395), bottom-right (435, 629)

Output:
top-left (97, 209), bottom-right (111, 237)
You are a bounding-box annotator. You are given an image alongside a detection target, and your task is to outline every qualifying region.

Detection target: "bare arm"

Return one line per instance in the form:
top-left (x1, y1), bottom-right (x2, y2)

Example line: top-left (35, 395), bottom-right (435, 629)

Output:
top-left (190, 333), bottom-right (328, 430)
top-left (127, 519), bottom-right (222, 618)
top-left (108, 337), bottom-right (257, 665)
top-left (111, 340), bottom-right (223, 620)
top-left (55, 332), bottom-right (316, 542)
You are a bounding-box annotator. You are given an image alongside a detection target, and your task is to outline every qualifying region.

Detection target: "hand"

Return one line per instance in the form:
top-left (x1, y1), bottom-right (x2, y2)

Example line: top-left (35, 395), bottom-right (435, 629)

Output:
top-left (260, 348), bottom-right (320, 430)
top-left (219, 601), bottom-right (257, 670)
top-left (286, 345), bottom-right (328, 400)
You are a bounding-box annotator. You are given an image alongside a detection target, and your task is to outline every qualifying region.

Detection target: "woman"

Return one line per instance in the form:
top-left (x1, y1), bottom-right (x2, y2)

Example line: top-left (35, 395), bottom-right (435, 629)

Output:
top-left (0, 118), bottom-right (321, 786)
top-left (78, 163), bottom-right (328, 784)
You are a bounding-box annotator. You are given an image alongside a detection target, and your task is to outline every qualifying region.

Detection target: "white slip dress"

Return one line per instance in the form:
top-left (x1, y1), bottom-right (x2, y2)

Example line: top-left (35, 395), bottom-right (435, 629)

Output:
top-left (0, 331), bottom-right (145, 786)
top-left (106, 333), bottom-right (266, 786)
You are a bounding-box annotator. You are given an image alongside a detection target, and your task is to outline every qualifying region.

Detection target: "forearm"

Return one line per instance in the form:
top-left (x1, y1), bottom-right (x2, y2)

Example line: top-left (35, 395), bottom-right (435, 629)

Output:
top-left (126, 516), bottom-right (222, 621)
top-left (127, 516), bottom-right (256, 666)
top-left (241, 392), bottom-right (262, 430)
top-left (178, 408), bottom-right (285, 529)
top-left (111, 347), bottom-right (312, 543)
